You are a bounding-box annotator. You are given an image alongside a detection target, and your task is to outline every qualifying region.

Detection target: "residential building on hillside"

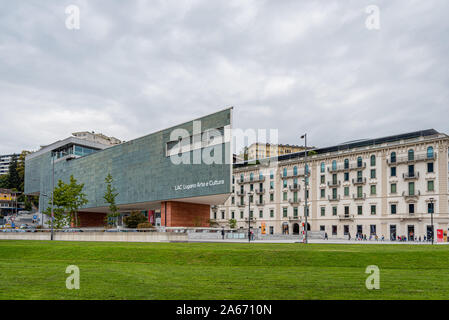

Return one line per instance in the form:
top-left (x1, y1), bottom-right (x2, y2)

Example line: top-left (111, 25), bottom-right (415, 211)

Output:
top-left (244, 143), bottom-right (310, 160)
top-left (0, 154), bottom-right (15, 176)
top-left (72, 131), bottom-right (122, 146)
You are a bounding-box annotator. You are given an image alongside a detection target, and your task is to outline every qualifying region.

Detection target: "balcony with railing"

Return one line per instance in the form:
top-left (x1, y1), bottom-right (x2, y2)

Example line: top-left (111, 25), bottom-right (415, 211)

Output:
top-left (352, 193), bottom-right (366, 200)
top-left (399, 213), bottom-right (424, 221)
top-left (328, 162), bottom-right (366, 173)
top-left (244, 217), bottom-right (257, 223)
top-left (402, 190), bottom-right (421, 201)
top-left (352, 177), bottom-right (366, 185)
top-left (289, 184), bottom-right (300, 191)
top-left (256, 200), bottom-right (265, 206)
top-left (255, 188), bottom-right (265, 195)
top-left (403, 172), bottom-right (419, 180)
top-left (327, 180), bottom-right (341, 188)
top-left (338, 214), bottom-right (354, 221)
top-left (387, 153), bottom-right (436, 165)
top-left (280, 170), bottom-right (306, 179)
top-left (289, 215), bottom-right (301, 221)
top-left (236, 190), bottom-right (246, 196)
top-left (328, 195), bottom-right (340, 201)
top-left (288, 198), bottom-right (301, 205)
top-left (238, 176), bottom-right (266, 184)
top-left (237, 202), bottom-right (246, 207)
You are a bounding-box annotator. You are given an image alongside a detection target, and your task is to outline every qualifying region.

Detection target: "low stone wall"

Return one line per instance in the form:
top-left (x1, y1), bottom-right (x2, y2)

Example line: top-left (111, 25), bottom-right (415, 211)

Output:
top-left (0, 232), bottom-right (188, 243)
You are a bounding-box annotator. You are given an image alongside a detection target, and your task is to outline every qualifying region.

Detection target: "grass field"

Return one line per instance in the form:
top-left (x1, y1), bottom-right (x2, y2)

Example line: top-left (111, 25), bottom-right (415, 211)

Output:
top-left (0, 240), bottom-right (448, 300)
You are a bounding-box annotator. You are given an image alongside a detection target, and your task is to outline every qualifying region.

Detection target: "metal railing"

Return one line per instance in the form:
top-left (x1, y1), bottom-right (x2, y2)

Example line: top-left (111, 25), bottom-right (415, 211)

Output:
top-left (403, 172), bottom-right (419, 180)
top-left (352, 177), bottom-right (366, 185)
top-left (387, 153), bottom-right (436, 165)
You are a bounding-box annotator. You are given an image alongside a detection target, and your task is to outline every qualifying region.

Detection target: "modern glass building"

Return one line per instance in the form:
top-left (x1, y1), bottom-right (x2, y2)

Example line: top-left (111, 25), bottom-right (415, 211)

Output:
top-left (25, 108), bottom-right (233, 227)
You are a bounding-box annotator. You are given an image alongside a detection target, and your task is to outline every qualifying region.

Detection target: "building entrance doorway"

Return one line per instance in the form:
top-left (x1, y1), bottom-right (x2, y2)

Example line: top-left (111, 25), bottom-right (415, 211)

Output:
top-left (282, 222), bottom-right (289, 234)
top-left (390, 225), bottom-right (397, 241)
top-left (408, 225), bottom-right (415, 241)
top-left (293, 223), bottom-right (300, 235)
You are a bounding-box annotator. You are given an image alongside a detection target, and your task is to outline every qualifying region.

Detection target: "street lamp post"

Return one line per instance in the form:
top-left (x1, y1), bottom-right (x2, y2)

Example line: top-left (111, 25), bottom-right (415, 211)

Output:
top-left (429, 197), bottom-right (435, 245)
top-left (50, 151), bottom-right (55, 241)
top-left (248, 192), bottom-right (253, 242)
top-left (301, 134), bottom-right (308, 244)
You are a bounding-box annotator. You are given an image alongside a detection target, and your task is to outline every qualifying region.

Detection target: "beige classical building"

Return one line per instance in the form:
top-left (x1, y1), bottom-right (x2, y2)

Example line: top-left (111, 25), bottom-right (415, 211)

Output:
top-left (244, 143), bottom-right (307, 160)
top-left (72, 131), bottom-right (122, 146)
top-left (212, 129), bottom-right (449, 240)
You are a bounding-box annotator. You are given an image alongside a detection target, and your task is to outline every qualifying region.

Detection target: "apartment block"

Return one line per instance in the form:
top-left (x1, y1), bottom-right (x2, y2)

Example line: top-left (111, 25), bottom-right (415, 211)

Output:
top-left (212, 129), bottom-right (449, 240)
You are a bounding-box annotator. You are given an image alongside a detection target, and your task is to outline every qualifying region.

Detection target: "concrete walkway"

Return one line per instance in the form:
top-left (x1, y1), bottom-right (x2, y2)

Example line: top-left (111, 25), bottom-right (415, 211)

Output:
top-left (188, 238), bottom-right (449, 244)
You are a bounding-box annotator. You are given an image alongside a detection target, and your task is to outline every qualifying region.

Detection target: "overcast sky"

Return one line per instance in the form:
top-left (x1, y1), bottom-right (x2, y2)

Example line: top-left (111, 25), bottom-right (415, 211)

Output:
top-left (0, 0), bottom-right (448, 154)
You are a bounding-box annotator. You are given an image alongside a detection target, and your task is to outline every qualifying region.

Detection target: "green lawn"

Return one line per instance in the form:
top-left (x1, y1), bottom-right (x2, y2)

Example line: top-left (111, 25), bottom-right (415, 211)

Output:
top-left (0, 240), bottom-right (448, 300)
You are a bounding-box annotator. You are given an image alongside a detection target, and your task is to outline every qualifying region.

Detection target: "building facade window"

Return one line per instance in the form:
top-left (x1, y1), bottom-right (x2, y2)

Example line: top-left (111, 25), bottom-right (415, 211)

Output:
top-left (283, 207), bottom-right (287, 217)
top-left (371, 205), bottom-right (376, 215)
top-left (283, 192), bottom-right (287, 201)
top-left (321, 175), bottom-right (325, 184)
top-left (357, 156), bottom-right (363, 167)
top-left (391, 204), bottom-right (397, 214)
top-left (370, 169), bottom-right (376, 179)
top-left (390, 152), bottom-right (396, 163)
top-left (357, 206), bottom-right (363, 215)
top-left (370, 185), bottom-right (377, 195)
top-left (320, 162), bottom-right (325, 173)
top-left (270, 209), bottom-right (274, 218)
top-left (391, 183), bottom-right (397, 194)
top-left (408, 149), bottom-right (414, 161)
top-left (427, 162), bottom-right (434, 173)
top-left (428, 180), bottom-right (434, 192)
top-left (344, 172), bottom-right (349, 181)
top-left (320, 189), bottom-right (325, 198)
top-left (408, 182), bottom-right (415, 196)
top-left (283, 168), bottom-right (287, 177)
top-left (370, 155), bottom-right (376, 166)
top-left (391, 167), bottom-right (397, 177)
top-left (332, 206), bottom-right (337, 216)
top-left (332, 160), bottom-right (337, 171)
top-left (344, 159), bottom-right (349, 169)
top-left (270, 193), bottom-right (274, 202)
top-left (427, 146), bottom-right (434, 159)
top-left (321, 207), bottom-right (325, 216)
top-left (293, 166), bottom-right (298, 176)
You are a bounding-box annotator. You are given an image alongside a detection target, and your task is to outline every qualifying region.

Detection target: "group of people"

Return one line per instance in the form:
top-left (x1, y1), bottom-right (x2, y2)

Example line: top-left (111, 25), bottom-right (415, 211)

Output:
top-left (396, 235), bottom-right (432, 242)
top-left (322, 231), bottom-right (434, 242)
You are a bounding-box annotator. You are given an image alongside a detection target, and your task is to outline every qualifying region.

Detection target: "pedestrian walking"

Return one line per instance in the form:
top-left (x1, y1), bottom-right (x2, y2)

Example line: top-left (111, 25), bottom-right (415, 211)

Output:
top-left (221, 227), bottom-right (225, 240)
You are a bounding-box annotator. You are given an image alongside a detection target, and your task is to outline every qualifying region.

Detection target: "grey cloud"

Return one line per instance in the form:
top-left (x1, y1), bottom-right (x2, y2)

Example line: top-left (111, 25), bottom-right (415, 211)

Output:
top-left (0, 0), bottom-right (448, 154)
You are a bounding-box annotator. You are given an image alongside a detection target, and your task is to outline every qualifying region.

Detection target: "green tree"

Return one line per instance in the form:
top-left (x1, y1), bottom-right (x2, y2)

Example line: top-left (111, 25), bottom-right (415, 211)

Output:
top-left (103, 174), bottom-right (119, 226)
top-left (44, 175), bottom-right (88, 228)
top-left (0, 174), bottom-right (8, 189)
top-left (228, 218), bottom-right (237, 229)
top-left (123, 211), bottom-right (147, 228)
top-left (17, 150), bottom-right (31, 192)
top-left (6, 154), bottom-right (20, 190)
